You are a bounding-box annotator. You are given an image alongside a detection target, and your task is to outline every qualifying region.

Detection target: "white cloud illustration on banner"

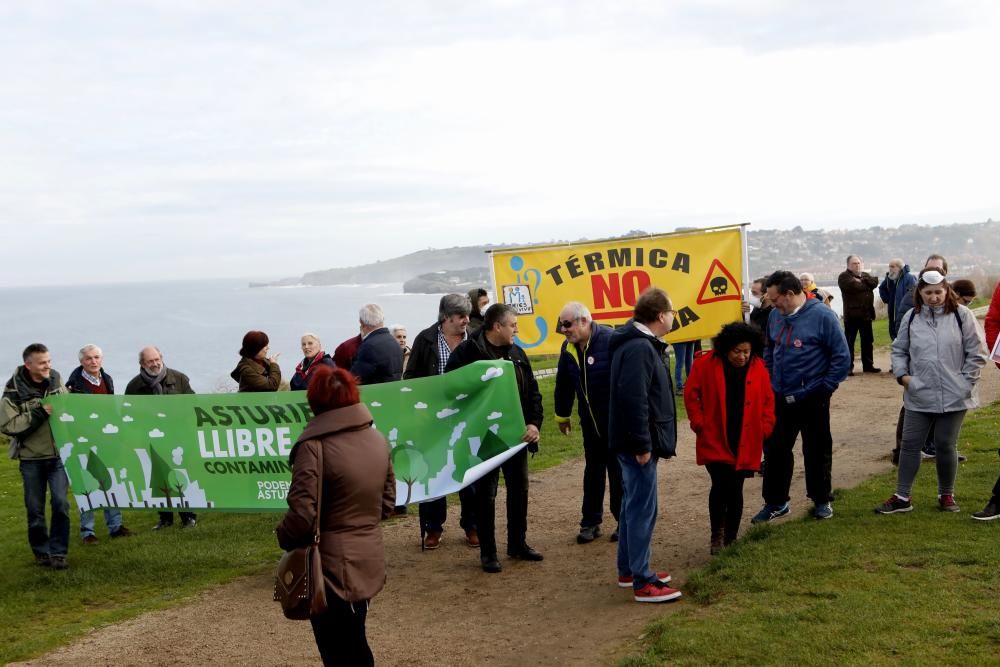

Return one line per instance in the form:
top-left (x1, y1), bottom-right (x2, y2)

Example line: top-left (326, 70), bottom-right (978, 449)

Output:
top-left (77, 436), bottom-right (88, 443)
top-left (487, 411), bottom-right (503, 420)
top-left (148, 429), bottom-right (165, 438)
top-left (89, 413), bottom-right (99, 419)
top-left (456, 394), bottom-right (468, 400)
top-left (481, 367), bottom-right (503, 381)
top-left (388, 428), bottom-right (398, 441)
top-left (414, 402), bottom-right (428, 409)
top-left (436, 408), bottom-right (459, 418)
top-left (157, 413), bottom-right (166, 417)
top-left (370, 401), bottom-right (382, 407)
top-left (122, 416), bottom-right (134, 422)
top-left (172, 447), bottom-right (184, 465)
top-left (59, 413), bottom-right (74, 422)
top-left (123, 402), bottom-right (131, 407)
top-left (400, 387), bottom-right (413, 392)
top-left (102, 424), bottom-right (119, 434)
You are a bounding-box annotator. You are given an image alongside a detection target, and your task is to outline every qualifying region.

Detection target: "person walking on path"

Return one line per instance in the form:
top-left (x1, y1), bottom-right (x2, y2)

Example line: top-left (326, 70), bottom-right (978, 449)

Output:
top-left (66, 344), bottom-right (132, 544)
top-left (1, 343), bottom-right (70, 569)
top-left (875, 269), bottom-right (987, 515)
top-left (838, 254), bottom-right (881, 375)
top-left (685, 322), bottom-right (775, 554)
top-left (608, 287), bottom-right (683, 603)
top-left (554, 301), bottom-right (621, 544)
top-left (753, 271), bottom-right (851, 523)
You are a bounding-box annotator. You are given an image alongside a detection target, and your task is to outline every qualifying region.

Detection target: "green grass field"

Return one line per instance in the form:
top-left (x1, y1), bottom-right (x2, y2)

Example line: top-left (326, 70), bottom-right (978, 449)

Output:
top-left (622, 401), bottom-right (1000, 667)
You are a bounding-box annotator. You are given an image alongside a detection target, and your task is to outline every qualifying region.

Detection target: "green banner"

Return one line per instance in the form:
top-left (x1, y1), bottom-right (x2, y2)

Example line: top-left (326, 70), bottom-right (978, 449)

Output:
top-left (45, 361), bottom-right (527, 512)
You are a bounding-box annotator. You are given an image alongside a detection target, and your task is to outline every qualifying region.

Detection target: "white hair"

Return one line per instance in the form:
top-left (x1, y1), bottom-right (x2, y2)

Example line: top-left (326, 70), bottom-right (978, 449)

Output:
top-left (388, 324), bottom-right (407, 335)
top-left (799, 272), bottom-right (814, 283)
top-left (301, 332), bottom-right (321, 344)
top-left (78, 344), bottom-right (102, 361)
top-left (560, 301), bottom-right (592, 321)
top-left (359, 303), bottom-right (385, 327)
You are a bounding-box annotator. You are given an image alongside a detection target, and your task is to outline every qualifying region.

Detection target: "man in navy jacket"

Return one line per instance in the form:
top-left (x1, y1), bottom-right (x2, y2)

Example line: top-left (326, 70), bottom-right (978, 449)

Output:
top-left (753, 271), bottom-right (850, 523)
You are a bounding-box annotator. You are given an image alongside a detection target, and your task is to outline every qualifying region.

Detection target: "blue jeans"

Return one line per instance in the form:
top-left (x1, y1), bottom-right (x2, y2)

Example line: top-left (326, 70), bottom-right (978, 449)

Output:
top-left (20, 458), bottom-right (71, 557)
top-left (673, 342), bottom-right (694, 389)
top-left (80, 508), bottom-right (123, 538)
top-left (617, 453), bottom-right (659, 589)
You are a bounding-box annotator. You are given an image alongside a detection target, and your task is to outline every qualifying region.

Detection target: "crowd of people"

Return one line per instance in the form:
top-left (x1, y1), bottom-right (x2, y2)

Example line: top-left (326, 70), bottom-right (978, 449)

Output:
top-left (3, 259), bottom-right (999, 664)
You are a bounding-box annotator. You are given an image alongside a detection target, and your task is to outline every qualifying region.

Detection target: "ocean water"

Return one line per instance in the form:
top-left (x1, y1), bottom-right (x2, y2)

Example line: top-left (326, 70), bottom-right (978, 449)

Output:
top-left (0, 280), bottom-right (444, 393)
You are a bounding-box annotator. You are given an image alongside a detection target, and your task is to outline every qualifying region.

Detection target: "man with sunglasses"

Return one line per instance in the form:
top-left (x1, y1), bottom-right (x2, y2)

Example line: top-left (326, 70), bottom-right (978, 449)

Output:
top-left (554, 302), bottom-right (621, 544)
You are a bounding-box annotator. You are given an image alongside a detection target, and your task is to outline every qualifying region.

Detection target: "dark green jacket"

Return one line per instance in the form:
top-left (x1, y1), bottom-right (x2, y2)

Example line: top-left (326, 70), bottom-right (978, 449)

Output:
top-left (1, 367), bottom-right (67, 460)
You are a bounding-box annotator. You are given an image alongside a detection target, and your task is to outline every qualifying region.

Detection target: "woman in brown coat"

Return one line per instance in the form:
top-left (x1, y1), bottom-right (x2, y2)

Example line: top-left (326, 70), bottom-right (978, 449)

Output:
top-left (276, 366), bottom-right (395, 666)
top-left (230, 330), bottom-right (282, 392)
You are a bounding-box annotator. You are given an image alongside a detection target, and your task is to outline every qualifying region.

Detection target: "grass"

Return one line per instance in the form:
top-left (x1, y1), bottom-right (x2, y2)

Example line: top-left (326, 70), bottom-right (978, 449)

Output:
top-left (622, 401), bottom-right (1000, 667)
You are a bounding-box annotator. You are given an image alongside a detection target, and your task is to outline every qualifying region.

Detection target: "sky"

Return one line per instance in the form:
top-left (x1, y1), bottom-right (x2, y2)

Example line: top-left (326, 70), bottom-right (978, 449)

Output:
top-left (2, 1), bottom-right (999, 287)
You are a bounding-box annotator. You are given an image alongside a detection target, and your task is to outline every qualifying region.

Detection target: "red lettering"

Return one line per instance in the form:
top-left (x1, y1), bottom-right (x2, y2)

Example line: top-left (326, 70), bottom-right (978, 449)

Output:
top-left (622, 271), bottom-right (651, 305)
top-left (591, 273), bottom-right (621, 309)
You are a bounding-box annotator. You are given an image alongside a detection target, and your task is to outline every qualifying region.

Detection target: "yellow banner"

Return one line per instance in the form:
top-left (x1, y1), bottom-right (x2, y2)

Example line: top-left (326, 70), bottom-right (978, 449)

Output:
top-left (489, 227), bottom-right (746, 355)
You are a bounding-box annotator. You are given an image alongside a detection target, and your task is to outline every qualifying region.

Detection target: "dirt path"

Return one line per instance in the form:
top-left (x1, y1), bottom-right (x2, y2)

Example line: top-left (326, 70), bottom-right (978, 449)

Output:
top-left (19, 350), bottom-right (1000, 667)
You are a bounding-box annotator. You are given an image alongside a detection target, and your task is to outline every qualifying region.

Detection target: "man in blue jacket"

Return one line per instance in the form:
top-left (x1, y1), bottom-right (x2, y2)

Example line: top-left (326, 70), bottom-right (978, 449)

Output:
top-left (753, 271), bottom-right (850, 523)
top-left (878, 258), bottom-right (918, 341)
top-left (608, 288), bottom-right (682, 604)
top-left (554, 301), bottom-right (621, 544)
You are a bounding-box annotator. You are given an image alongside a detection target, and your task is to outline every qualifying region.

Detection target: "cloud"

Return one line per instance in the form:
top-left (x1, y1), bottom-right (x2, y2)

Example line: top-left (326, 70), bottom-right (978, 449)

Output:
top-left (59, 413), bottom-right (74, 422)
top-left (486, 411), bottom-right (503, 420)
top-left (171, 447), bottom-right (184, 465)
top-left (448, 421), bottom-right (467, 447)
top-left (455, 393), bottom-right (468, 400)
top-left (123, 402), bottom-right (132, 407)
top-left (414, 402), bottom-right (428, 409)
top-left (122, 415), bottom-right (134, 422)
top-left (89, 413), bottom-right (99, 419)
top-left (102, 424), bottom-right (119, 434)
top-left (77, 436), bottom-right (88, 443)
top-left (400, 386), bottom-right (413, 392)
top-left (148, 429), bottom-right (165, 438)
top-left (157, 413), bottom-right (166, 417)
top-left (370, 401), bottom-right (382, 407)
top-left (481, 367), bottom-right (504, 381)
top-left (436, 407), bottom-right (459, 418)
top-left (388, 427), bottom-right (398, 441)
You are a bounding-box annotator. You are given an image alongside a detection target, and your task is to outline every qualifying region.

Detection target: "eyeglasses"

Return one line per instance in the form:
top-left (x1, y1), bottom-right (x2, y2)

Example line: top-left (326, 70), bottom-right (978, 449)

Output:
top-left (559, 319), bottom-right (577, 330)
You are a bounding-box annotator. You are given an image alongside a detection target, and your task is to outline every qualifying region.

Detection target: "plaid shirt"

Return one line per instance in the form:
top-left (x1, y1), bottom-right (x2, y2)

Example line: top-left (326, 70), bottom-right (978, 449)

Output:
top-left (436, 327), bottom-right (467, 375)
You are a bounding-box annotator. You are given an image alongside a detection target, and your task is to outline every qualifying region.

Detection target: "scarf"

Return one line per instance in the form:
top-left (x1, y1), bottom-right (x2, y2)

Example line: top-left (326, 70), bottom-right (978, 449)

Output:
top-left (140, 366), bottom-right (167, 394)
top-left (294, 351), bottom-right (326, 383)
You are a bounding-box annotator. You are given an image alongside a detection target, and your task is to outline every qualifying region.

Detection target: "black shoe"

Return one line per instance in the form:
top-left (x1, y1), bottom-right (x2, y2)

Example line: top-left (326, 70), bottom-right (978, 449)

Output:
top-left (152, 521), bottom-right (173, 531)
top-left (34, 553), bottom-right (51, 567)
top-left (182, 517), bottom-right (197, 528)
top-left (863, 367), bottom-right (882, 373)
top-left (110, 526), bottom-right (133, 538)
top-left (576, 525), bottom-right (601, 544)
top-left (508, 544), bottom-right (544, 561)
top-left (49, 555), bottom-right (68, 570)
top-left (481, 555), bottom-right (502, 573)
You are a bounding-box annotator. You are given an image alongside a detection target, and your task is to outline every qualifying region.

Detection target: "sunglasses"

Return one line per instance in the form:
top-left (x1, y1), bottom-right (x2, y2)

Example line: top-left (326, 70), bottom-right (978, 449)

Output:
top-left (559, 319), bottom-right (577, 330)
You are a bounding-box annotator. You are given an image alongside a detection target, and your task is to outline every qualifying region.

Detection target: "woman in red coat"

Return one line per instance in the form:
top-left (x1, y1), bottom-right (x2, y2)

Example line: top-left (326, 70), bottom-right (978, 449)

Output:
top-left (684, 322), bottom-right (775, 554)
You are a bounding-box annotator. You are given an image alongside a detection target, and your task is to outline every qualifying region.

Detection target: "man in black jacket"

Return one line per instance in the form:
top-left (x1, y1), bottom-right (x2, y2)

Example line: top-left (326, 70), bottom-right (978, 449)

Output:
top-left (351, 303), bottom-right (403, 385)
top-left (838, 255), bottom-right (881, 375)
top-left (446, 303), bottom-right (543, 573)
top-left (405, 293), bottom-right (478, 549)
top-left (608, 288), bottom-right (682, 603)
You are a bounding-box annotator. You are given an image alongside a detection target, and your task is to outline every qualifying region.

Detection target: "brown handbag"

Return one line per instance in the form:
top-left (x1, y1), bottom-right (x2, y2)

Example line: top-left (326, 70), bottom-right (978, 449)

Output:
top-left (274, 440), bottom-right (329, 620)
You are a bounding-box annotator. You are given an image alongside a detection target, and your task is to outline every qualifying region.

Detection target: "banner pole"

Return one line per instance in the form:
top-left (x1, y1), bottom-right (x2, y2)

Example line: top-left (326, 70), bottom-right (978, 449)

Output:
top-left (740, 223), bottom-right (752, 323)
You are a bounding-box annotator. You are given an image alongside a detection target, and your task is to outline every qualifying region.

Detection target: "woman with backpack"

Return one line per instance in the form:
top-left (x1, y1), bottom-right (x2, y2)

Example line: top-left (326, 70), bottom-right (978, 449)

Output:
top-left (875, 269), bottom-right (988, 515)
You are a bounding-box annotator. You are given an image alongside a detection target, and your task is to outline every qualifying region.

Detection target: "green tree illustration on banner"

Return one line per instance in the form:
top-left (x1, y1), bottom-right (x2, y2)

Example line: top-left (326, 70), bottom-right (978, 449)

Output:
top-left (148, 444), bottom-right (177, 508)
top-left (392, 445), bottom-right (429, 505)
top-left (85, 448), bottom-right (114, 507)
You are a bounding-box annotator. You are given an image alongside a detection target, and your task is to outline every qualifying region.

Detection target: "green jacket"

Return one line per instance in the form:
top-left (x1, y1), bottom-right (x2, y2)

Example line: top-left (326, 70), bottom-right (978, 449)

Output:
top-left (1, 367), bottom-right (67, 460)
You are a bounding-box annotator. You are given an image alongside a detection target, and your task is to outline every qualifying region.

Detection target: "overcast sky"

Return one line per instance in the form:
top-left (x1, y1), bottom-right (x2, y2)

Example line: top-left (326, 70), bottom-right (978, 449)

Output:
top-left (3, 1), bottom-right (998, 287)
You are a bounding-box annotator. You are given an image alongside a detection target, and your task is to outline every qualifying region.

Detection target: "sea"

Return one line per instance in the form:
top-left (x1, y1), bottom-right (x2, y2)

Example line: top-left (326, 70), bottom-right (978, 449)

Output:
top-left (0, 280), bottom-right (444, 393)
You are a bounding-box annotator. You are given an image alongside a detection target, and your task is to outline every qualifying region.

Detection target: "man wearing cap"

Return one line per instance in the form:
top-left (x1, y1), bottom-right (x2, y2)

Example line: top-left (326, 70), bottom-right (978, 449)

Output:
top-left (838, 255), bottom-right (881, 375)
top-left (125, 346), bottom-right (198, 530)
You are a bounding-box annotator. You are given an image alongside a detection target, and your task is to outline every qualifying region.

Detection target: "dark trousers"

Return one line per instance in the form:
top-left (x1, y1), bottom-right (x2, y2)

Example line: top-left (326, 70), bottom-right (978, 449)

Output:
top-left (762, 392), bottom-right (834, 505)
top-left (843, 317), bottom-right (875, 370)
top-left (418, 486), bottom-right (477, 534)
top-left (894, 406), bottom-right (937, 457)
top-left (706, 462), bottom-right (745, 543)
top-left (475, 447), bottom-right (529, 557)
top-left (992, 474), bottom-right (1000, 500)
top-left (309, 592), bottom-right (373, 666)
top-left (581, 435), bottom-right (622, 527)
top-left (158, 511), bottom-right (197, 525)
top-left (20, 458), bottom-right (70, 557)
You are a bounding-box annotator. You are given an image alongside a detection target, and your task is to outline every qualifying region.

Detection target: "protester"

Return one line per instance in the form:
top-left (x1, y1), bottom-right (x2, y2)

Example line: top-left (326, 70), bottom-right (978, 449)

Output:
top-left (878, 258), bottom-right (918, 340)
top-left (125, 346), bottom-right (198, 529)
top-left (875, 269), bottom-right (987, 514)
top-left (672, 341), bottom-right (695, 391)
top-left (446, 303), bottom-right (543, 573)
top-left (389, 324), bottom-right (411, 372)
top-left (753, 271), bottom-right (851, 523)
top-left (685, 322), bottom-right (774, 554)
top-left (466, 287), bottom-right (489, 334)
top-left (332, 332), bottom-right (362, 370)
top-left (352, 304), bottom-right (404, 385)
top-left (290, 333), bottom-right (335, 391)
top-left (1, 344), bottom-right (70, 569)
top-left (405, 294), bottom-right (477, 549)
top-left (838, 255), bottom-right (881, 375)
top-left (608, 287), bottom-right (682, 603)
top-left (972, 281), bottom-right (1000, 521)
top-left (231, 330), bottom-right (281, 392)
top-left (748, 277), bottom-right (773, 333)
top-left (895, 253), bottom-right (948, 337)
top-left (276, 366), bottom-right (396, 667)
top-left (65, 344), bottom-right (132, 543)
top-left (799, 272), bottom-right (821, 300)
top-left (554, 301), bottom-right (621, 544)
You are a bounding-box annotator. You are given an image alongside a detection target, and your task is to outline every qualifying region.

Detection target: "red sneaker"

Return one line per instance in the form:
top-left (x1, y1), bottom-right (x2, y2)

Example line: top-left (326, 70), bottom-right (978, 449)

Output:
top-left (618, 571), bottom-right (671, 588)
top-left (633, 581), bottom-right (682, 603)
top-left (938, 495), bottom-right (960, 513)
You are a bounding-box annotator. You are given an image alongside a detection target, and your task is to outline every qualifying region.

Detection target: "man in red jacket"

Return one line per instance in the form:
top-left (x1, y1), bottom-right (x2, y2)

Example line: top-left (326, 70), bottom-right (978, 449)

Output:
top-left (972, 283), bottom-right (1000, 521)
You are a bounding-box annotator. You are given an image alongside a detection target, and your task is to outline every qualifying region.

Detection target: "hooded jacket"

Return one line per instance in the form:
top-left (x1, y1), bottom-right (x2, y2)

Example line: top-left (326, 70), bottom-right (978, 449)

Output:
top-left (764, 297), bottom-right (851, 402)
top-left (607, 321), bottom-right (676, 458)
top-left (66, 366), bottom-right (115, 395)
top-left (1, 367), bottom-right (67, 460)
top-left (891, 305), bottom-right (988, 413)
top-left (684, 351), bottom-right (774, 472)
top-left (231, 357), bottom-right (281, 392)
top-left (276, 402), bottom-right (396, 603)
top-left (878, 265), bottom-right (918, 339)
top-left (554, 323), bottom-right (613, 443)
